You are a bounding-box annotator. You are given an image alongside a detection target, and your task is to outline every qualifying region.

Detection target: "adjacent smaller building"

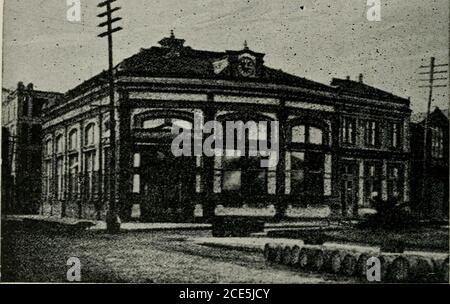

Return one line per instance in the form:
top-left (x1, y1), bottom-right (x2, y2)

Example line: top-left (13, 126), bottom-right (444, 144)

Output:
top-left (410, 107), bottom-right (449, 220)
top-left (1, 82), bottom-right (63, 214)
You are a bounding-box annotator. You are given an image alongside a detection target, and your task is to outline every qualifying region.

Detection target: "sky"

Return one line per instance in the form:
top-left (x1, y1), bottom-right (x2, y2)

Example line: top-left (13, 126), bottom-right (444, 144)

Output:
top-left (2, 0), bottom-right (449, 113)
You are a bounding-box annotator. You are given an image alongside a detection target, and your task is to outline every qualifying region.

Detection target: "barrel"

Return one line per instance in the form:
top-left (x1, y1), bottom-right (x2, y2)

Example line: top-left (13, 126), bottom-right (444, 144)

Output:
top-left (341, 253), bottom-right (359, 277)
top-left (379, 254), bottom-right (398, 282)
top-left (263, 243), bottom-right (276, 263)
top-left (298, 247), bottom-right (310, 269)
top-left (355, 253), bottom-right (374, 278)
top-left (273, 245), bottom-right (284, 264)
top-left (290, 245), bottom-right (301, 266)
top-left (281, 246), bottom-right (293, 265)
top-left (308, 248), bottom-right (328, 272)
top-left (330, 250), bottom-right (347, 274)
top-left (390, 255), bottom-right (435, 282)
top-left (437, 257), bottom-right (449, 283)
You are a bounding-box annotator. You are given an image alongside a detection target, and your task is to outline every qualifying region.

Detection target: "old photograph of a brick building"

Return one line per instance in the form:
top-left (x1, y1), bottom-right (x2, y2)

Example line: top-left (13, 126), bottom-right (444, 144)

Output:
top-left (0, 0), bottom-right (449, 286)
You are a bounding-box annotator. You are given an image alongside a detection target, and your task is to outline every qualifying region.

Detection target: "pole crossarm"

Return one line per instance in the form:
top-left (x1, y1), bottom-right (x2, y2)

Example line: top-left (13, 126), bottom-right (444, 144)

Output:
top-left (98, 17), bottom-right (122, 28)
top-left (97, 7), bottom-right (121, 18)
top-left (98, 27), bottom-right (123, 38)
top-left (98, 0), bottom-right (117, 7)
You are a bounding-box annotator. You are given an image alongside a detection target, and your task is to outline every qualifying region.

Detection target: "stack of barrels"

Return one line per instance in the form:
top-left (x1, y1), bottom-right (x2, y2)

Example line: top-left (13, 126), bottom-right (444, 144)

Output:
top-left (264, 243), bottom-right (449, 283)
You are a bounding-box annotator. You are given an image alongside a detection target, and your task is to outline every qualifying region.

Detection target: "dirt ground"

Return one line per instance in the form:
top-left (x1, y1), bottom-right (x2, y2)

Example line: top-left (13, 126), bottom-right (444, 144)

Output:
top-left (1, 221), bottom-right (354, 283)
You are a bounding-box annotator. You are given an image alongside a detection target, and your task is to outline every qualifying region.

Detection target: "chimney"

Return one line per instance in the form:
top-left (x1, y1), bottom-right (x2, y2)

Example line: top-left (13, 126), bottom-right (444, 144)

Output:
top-left (346, 76), bottom-right (350, 81)
top-left (358, 73), bottom-right (363, 83)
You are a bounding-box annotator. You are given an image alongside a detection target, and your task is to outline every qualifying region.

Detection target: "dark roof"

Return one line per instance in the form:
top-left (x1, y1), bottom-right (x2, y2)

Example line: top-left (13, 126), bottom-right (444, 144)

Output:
top-left (49, 33), bottom-right (409, 110)
top-left (116, 45), bottom-right (333, 91)
top-left (411, 107), bottom-right (449, 124)
top-left (330, 77), bottom-right (409, 104)
top-left (61, 34), bottom-right (333, 101)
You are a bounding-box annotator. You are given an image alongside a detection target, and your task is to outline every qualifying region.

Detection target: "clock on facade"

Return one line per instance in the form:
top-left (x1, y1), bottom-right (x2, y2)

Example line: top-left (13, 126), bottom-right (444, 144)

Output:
top-left (237, 57), bottom-right (256, 77)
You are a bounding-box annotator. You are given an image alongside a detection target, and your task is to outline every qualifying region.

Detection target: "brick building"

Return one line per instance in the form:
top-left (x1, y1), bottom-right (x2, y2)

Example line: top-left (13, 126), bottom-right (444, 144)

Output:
top-left (1, 83), bottom-right (63, 214)
top-left (410, 107), bottom-right (449, 220)
top-left (40, 33), bottom-right (411, 222)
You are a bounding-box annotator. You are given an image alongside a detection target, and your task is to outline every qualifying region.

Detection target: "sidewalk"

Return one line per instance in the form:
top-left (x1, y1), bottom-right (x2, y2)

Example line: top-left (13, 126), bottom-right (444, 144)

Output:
top-left (4, 215), bottom-right (333, 231)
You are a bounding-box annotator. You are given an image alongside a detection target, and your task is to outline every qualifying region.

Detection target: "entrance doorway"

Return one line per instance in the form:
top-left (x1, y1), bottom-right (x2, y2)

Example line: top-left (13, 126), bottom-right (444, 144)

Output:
top-left (140, 147), bottom-right (195, 222)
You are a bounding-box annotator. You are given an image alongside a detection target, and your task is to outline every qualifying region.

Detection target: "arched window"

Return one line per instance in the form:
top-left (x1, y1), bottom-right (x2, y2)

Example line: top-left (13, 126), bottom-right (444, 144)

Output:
top-left (56, 135), bottom-right (64, 154)
top-left (22, 97), bottom-right (29, 117)
top-left (69, 129), bottom-right (79, 151)
top-left (141, 118), bottom-right (193, 131)
top-left (143, 118), bottom-right (166, 129)
top-left (84, 123), bottom-right (95, 147)
top-left (45, 139), bottom-right (53, 156)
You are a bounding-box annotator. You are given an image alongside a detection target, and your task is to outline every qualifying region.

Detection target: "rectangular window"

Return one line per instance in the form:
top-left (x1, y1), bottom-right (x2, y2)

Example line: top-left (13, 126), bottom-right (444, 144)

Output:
top-left (246, 157), bottom-right (267, 195)
top-left (387, 165), bottom-right (403, 201)
top-left (222, 170), bottom-right (242, 191)
top-left (43, 160), bottom-right (52, 199)
top-left (56, 158), bottom-right (64, 200)
top-left (390, 122), bottom-right (401, 149)
top-left (364, 163), bottom-right (382, 207)
top-left (132, 174), bottom-right (140, 193)
top-left (84, 151), bottom-right (96, 199)
top-left (431, 127), bottom-right (444, 159)
top-left (292, 125), bottom-right (306, 143)
top-left (290, 152), bottom-right (305, 194)
top-left (222, 155), bottom-right (242, 192)
top-left (364, 120), bottom-right (380, 147)
top-left (341, 117), bottom-right (356, 145)
top-left (68, 154), bottom-right (79, 199)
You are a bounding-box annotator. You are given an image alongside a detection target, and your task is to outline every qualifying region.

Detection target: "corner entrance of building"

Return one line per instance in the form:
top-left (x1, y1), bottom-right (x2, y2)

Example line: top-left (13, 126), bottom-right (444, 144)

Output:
top-left (340, 161), bottom-right (359, 217)
top-left (139, 147), bottom-right (196, 222)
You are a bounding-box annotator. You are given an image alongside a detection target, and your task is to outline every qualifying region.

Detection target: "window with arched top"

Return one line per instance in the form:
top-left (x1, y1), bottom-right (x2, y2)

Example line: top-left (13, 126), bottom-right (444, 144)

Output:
top-left (56, 135), bottom-right (64, 154)
top-left (141, 118), bottom-right (193, 131)
top-left (84, 123), bottom-right (95, 147)
top-left (69, 129), bottom-right (79, 151)
top-left (45, 139), bottom-right (53, 156)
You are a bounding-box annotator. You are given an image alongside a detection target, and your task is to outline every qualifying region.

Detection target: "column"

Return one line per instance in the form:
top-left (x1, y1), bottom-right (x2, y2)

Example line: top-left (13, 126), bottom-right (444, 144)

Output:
top-left (382, 160), bottom-right (388, 201)
top-left (202, 101), bottom-right (216, 221)
top-left (275, 100), bottom-right (287, 220)
top-left (358, 159), bottom-right (364, 214)
top-left (403, 161), bottom-right (410, 203)
top-left (117, 91), bottom-right (133, 221)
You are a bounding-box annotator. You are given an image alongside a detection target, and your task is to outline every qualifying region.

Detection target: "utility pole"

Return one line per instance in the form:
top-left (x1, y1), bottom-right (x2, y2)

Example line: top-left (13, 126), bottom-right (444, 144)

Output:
top-left (418, 57), bottom-right (448, 206)
top-left (97, 0), bottom-right (123, 233)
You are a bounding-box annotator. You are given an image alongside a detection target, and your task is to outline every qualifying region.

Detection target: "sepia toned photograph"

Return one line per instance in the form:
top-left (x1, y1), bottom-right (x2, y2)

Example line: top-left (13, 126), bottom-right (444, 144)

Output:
top-left (0, 0), bottom-right (449, 288)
